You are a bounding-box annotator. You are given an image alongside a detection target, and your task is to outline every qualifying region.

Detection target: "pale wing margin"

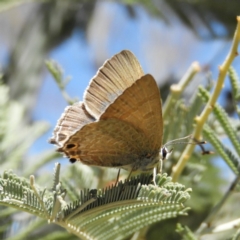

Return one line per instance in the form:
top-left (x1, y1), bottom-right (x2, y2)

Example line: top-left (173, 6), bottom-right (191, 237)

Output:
top-left (49, 102), bottom-right (95, 147)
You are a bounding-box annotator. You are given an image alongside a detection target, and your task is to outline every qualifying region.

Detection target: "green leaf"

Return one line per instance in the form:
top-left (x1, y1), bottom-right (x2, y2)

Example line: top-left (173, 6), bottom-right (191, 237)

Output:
top-left (0, 164), bottom-right (191, 240)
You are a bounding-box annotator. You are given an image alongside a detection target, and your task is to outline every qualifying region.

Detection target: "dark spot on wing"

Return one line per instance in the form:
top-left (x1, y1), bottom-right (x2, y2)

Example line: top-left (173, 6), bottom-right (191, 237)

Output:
top-left (66, 144), bottom-right (76, 149)
top-left (69, 158), bottom-right (77, 163)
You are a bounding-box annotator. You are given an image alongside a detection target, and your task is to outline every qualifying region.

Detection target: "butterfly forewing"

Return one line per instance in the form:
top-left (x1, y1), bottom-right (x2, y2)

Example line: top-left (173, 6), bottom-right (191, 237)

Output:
top-left (84, 50), bottom-right (144, 119)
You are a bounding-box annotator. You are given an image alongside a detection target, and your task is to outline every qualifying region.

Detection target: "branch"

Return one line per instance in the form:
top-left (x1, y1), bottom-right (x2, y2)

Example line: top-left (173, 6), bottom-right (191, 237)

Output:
top-left (172, 16), bottom-right (240, 181)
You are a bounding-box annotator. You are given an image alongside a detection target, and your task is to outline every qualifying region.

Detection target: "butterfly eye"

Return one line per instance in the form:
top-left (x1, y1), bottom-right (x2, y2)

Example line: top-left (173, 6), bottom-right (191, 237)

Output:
top-left (160, 147), bottom-right (172, 160)
top-left (66, 144), bottom-right (76, 149)
top-left (69, 158), bottom-right (77, 163)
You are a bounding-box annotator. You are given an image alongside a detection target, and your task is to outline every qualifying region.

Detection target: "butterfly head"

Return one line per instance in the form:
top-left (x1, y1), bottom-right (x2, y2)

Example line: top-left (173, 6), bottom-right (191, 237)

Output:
top-left (160, 146), bottom-right (172, 161)
top-left (159, 135), bottom-right (208, 162)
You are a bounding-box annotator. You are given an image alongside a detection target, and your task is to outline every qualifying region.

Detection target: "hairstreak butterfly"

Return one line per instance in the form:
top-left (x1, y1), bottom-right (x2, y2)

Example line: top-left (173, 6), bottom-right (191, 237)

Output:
top-left (49, 50), bottom-right (183, 182)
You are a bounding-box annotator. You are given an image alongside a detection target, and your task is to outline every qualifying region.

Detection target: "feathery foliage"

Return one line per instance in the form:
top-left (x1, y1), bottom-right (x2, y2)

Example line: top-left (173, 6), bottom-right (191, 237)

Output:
top-left (0, 164), bottom-right (191, 240)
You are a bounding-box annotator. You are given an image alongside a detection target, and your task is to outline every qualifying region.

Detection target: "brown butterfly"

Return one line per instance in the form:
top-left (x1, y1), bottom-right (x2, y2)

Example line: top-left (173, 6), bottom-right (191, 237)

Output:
top-left (49, 50), bottom-right (172, 181)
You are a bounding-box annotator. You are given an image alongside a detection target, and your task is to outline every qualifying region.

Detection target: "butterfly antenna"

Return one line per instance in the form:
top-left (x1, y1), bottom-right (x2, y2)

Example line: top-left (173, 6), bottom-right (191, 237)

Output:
top-left (164, 135), bottom-right (210, 155)
top-left (114, 169), bottom-right (121, 187)
top-left (164, 135), bottom-right (193, 147)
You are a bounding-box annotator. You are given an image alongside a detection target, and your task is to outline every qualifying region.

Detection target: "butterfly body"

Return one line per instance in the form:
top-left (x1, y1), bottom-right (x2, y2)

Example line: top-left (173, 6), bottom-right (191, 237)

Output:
top-left (50, 50), bottom-right (164, 175)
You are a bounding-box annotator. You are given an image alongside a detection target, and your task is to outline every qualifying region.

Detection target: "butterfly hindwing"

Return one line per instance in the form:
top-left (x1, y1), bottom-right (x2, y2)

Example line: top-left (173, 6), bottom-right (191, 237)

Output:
top-left (59, 119), bottom-right (149, 170)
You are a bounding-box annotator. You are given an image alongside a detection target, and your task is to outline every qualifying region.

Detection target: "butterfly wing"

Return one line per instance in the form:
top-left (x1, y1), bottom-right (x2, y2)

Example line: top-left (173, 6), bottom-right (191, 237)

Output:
top-left (58, 119), bottom-right (148, 169)
top-left (101, 74), bottom-right (163, 152)
top-left (49, 102), bottom-right (95, 147)
top-left (84, 50), bottom-right (144, 119)
top-left (50, 50), bottom-right (143, 148)
top-left (60, 74), bottom-right (162, 169)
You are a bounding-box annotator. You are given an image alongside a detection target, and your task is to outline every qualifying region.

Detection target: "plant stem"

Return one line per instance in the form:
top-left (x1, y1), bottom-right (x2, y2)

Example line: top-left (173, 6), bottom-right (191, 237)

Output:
top-left (163, 62), bottom-right (200, 120)
top-left (171, 16), bottom-right (240, 182)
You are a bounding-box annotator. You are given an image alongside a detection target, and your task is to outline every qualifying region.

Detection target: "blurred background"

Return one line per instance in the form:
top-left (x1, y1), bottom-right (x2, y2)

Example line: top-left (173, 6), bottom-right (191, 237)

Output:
top-left (0, 1), bottom-right (240, 239)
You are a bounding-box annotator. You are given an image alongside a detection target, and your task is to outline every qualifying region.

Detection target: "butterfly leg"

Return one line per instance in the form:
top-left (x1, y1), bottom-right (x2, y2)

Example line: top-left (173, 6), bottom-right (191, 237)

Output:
top-left (159, 159), bottom-right (163, 173)
top-left (153, 167), bottom-right (157, 186)
top-left (155, 159), bottom-right (163, 174)
top-left (118, 168), bottom-right (134, 194)
top-left (126, 167), bottom-right (134, 182)
top-left (114, 169), bottom-right (121, 186)
top-left (153, 159), bottom-right (163, 185)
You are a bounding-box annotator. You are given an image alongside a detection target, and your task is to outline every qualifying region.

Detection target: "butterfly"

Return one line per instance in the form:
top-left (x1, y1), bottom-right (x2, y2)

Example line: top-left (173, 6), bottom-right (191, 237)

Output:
top-left (49, 50), bottom-right (172, 181)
